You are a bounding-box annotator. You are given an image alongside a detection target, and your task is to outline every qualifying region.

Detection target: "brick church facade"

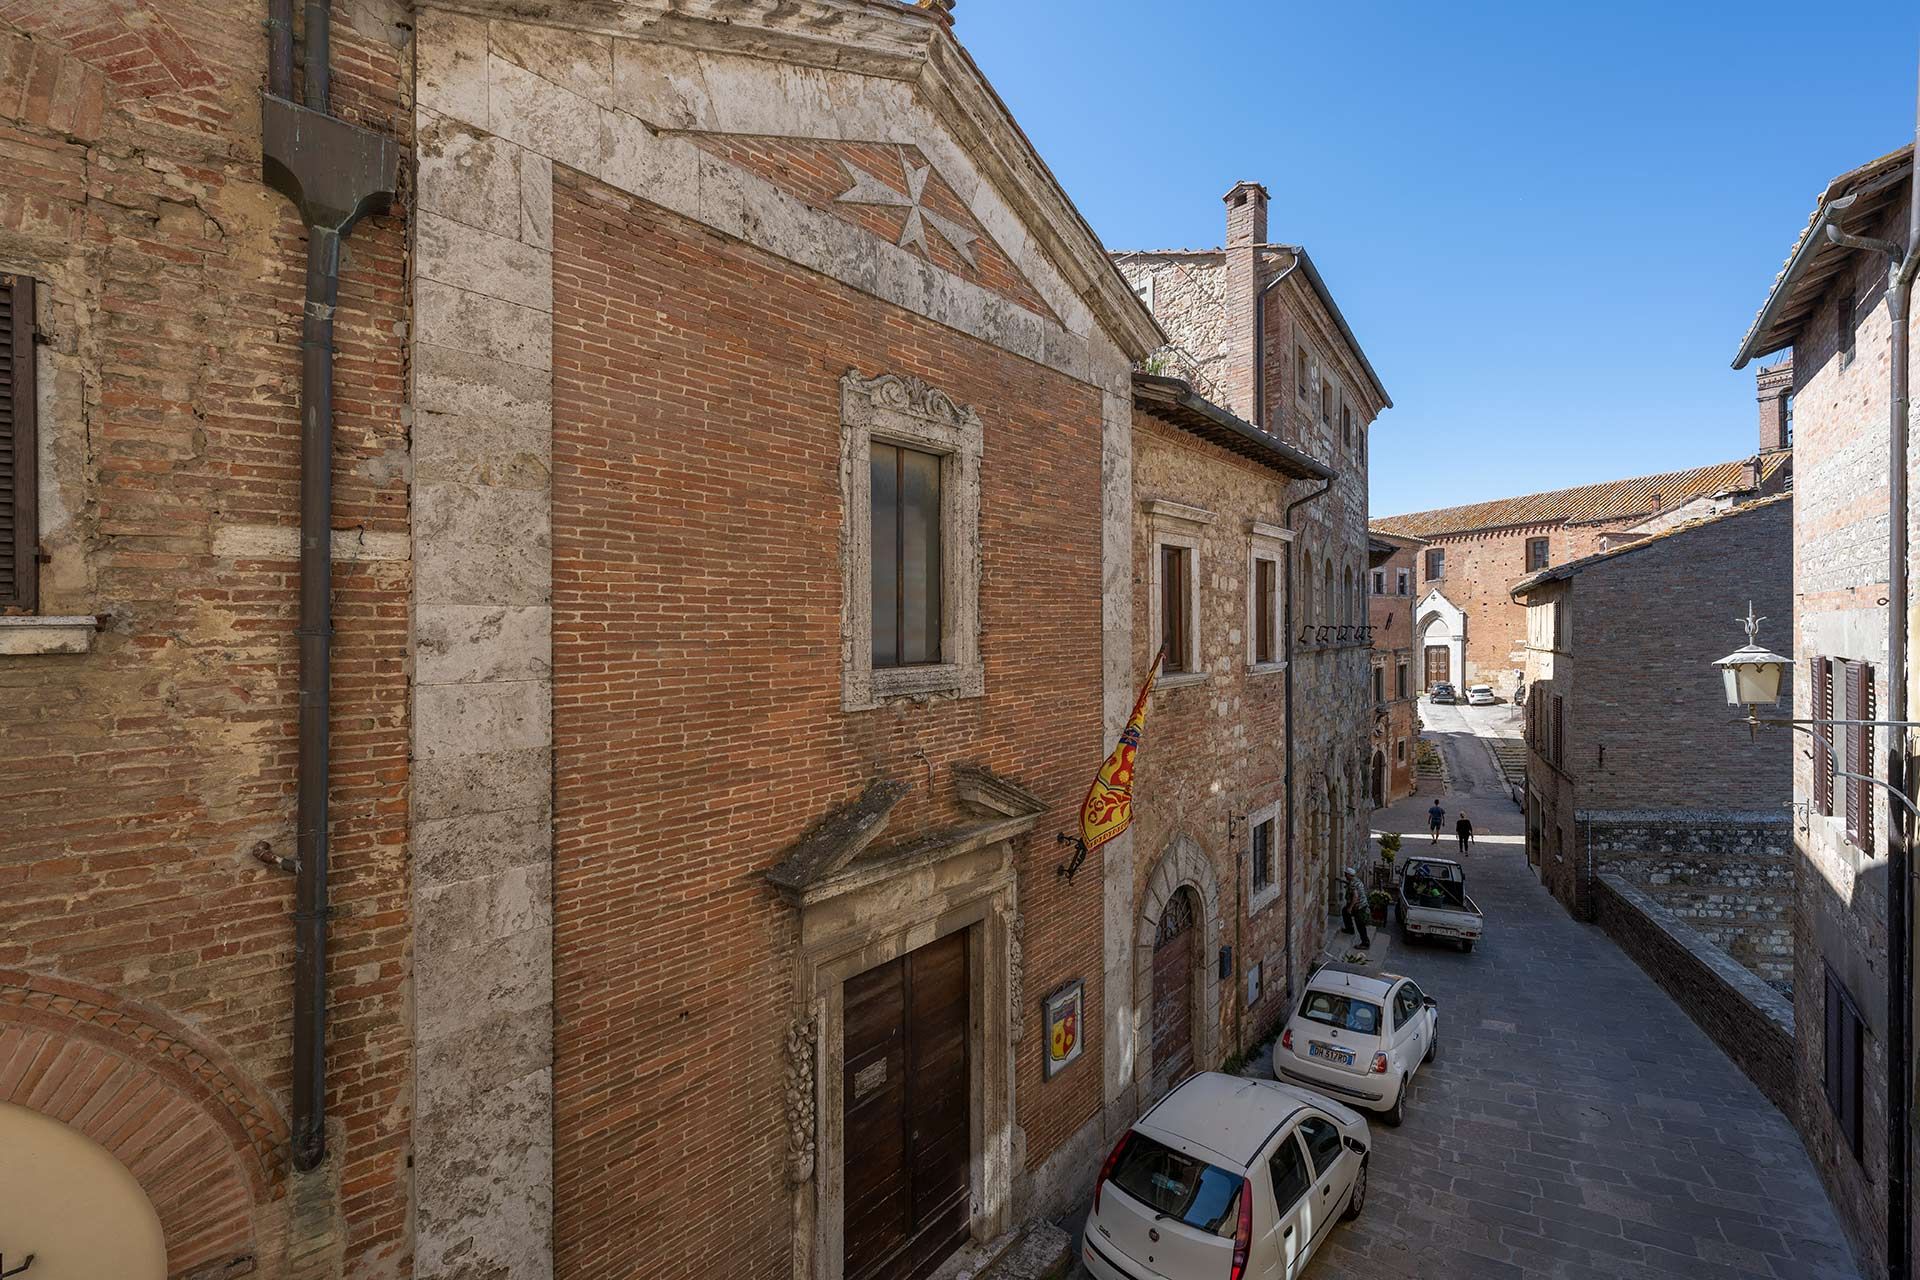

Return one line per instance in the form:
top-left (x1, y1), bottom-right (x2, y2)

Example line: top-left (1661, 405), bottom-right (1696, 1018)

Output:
top-left (0, 4), bottom-right (1399, 1280)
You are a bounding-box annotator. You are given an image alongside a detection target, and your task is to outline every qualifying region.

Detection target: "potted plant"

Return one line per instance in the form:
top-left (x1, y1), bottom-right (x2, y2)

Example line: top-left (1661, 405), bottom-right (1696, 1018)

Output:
top-left (1368, 889), bottom-right (1392, 926)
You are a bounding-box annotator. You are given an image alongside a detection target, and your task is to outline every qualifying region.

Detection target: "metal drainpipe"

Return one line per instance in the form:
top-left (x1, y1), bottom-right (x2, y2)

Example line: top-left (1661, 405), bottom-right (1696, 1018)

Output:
top-left (1284, 476), bottom-right (1333, 991)
top-left (259, 0), bottom-right (397, 1173)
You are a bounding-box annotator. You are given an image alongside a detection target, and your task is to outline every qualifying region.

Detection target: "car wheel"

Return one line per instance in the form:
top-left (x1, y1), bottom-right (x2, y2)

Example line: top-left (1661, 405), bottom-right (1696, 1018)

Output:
top-left (1460, 939), bottom-right (1475, 953)
top-left (1384, 1083), bottom-right (1406, 1127)
top-left (1424, 1030), bottom-right (1437, 1063)
top-left (1342, 1155), bottom-right (1368, 1221)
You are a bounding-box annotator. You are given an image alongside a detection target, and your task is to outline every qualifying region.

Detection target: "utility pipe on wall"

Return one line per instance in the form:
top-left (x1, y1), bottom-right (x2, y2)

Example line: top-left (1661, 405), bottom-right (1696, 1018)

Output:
top-left (259, 0), bottom-right (397, 1172)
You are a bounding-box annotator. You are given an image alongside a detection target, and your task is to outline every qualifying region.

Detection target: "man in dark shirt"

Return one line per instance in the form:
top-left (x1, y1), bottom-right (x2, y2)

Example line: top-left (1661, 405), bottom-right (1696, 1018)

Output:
top-left (1426, 800), bottom-right (1445, 844)
top-left (1456, 813), bottom-right (1474, 856)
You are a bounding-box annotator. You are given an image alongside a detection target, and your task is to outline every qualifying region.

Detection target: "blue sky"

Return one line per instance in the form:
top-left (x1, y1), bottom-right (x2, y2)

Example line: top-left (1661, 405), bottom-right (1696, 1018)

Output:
top-left (957, 2), bottom-right (1918, 518)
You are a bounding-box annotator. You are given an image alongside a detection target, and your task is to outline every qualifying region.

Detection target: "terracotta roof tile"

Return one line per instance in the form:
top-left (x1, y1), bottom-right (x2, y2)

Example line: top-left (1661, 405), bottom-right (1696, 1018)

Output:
top-left (1370, 453), bottom-right (1790, 539)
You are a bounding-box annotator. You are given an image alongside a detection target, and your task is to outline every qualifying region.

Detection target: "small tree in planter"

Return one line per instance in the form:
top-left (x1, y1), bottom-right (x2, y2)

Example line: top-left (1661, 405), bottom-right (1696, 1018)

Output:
top-left (1368, 889), bottom-right (1392, 926)
top-left (1371, 831), bottom-right (1402, 891)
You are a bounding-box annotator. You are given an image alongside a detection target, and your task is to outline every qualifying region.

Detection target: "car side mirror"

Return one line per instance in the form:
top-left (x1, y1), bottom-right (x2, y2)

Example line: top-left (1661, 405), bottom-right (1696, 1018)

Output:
top-left (1422, 996), bottom-right (1437, 1008)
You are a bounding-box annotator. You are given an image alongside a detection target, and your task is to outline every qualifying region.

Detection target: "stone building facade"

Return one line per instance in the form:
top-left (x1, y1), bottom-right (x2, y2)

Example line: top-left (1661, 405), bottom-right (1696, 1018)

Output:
top-left (1116, 183), bottom-right (1389, 923)
top-left (1733, 141), bottom-right (1915, 1278)
top-left (0, 4), bottom-right (414, 1277)
top-left (1126, 374), bottom-right (1335, 1097)
top-left (1368, 532), bottom-right (1422, 806)
top-left (1513, 496), bottom-right (1794, 984)
top-left (1375, 436), bottom-right (1792, 700)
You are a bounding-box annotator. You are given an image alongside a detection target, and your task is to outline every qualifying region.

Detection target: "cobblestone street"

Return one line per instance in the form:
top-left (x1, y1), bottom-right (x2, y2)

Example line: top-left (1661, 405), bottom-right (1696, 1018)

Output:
top-left (1299, 699), bottom-right (1858, 1279)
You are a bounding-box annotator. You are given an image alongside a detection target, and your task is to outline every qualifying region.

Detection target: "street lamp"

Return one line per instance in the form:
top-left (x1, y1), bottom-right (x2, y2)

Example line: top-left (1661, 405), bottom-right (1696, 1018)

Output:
top-left (1715, 603), bottom-right (1791, 732)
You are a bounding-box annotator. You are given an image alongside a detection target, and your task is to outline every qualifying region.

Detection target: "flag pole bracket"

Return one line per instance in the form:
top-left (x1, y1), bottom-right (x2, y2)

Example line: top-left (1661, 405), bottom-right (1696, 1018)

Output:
top-left (1055, 832), bottom-right (1088, 884)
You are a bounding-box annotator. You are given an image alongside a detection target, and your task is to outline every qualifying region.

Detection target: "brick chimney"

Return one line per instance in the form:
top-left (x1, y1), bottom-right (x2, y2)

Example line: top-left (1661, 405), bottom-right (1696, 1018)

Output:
top-left (1223, 181), bottom-right (1268, 423)
top-left (1756, 357), bottom-right (1793, 453)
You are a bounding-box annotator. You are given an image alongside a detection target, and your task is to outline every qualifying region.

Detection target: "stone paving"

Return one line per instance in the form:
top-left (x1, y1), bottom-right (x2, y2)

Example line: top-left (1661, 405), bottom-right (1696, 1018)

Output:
top-left (1301, 700), bottom-right (1859, 1280)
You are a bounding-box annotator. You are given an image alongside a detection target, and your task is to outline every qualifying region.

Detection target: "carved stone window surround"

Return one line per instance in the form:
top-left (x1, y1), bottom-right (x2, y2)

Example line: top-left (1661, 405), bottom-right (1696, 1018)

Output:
top-left (1248, 520), bottom-right (1293, 676)
top-left (1246, 797), bottom-right (1285, 916)
top-left (840, 370), bottom-right (984, 712)
top-left (1147, 499), bottom-right (1212, 689)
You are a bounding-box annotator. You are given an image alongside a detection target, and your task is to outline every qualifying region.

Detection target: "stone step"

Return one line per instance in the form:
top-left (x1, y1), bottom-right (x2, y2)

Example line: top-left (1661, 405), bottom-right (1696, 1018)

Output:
top-left (971, 1219), bottom-right (1073, 1280)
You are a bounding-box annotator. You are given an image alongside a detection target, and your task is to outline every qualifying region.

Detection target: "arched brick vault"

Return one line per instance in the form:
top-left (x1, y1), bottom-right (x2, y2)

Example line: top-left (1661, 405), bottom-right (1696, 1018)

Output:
top-left (0, 971), bottom-right (286, 1279)
top-left (1132, 833), bottom-right (1224, 1085)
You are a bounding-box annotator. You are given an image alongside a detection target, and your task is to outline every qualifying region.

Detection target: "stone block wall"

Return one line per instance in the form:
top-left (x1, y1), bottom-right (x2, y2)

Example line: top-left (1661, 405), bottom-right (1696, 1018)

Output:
top-left (1587, 817), bottom-right (1794, 983)
top-left (0, 3), bottom-right (415, 1276)
top-left (1115, 253), bottom-right (1229, 406)
top-left (1592, 874), bottom-right (1797, 1116)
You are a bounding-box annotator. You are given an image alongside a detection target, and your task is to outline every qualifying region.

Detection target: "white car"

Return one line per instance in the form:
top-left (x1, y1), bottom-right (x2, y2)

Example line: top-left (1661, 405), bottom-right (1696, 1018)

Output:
top-left (1466, 684), bottom-right (1497, 705)
top-left (1083, 1072), bottom-right (1369, 1280)
top-left (1271, 965), bottom-right (1438, 1126)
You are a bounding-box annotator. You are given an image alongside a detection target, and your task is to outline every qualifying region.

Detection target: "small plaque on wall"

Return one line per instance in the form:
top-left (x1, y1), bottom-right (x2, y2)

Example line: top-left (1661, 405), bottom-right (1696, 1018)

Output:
top-left (1042, 979), bottom-right (1085, 1080)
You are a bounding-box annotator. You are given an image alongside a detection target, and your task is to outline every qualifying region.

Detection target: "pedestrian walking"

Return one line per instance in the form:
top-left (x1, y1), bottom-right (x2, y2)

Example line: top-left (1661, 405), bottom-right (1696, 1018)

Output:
top-left (1341, 868), bottom-right (1371, 949)
top-left (1427, 799), bottom-right (1445, 845)
top-left (1456, 813), bottom-right (1474, 857)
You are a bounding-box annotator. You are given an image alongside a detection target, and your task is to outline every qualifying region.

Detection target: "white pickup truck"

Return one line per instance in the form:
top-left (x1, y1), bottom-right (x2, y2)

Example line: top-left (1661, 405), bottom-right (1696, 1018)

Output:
top-left (1395, 857), bottom-right (1482, 952)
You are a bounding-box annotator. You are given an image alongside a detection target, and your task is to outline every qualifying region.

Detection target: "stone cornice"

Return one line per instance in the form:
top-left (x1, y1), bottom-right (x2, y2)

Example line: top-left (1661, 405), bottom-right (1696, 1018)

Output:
top-left (417, 0), bottom-right (938, 71)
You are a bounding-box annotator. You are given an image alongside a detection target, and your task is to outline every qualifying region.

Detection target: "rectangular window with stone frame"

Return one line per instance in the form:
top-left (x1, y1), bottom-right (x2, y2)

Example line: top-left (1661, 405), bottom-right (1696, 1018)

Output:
top-left (1253, 555), bottom-right (1277, 666)
top-left (1, 274), bottom-right (39, 614)
top-left (870, 442), bottom-right (942, 668)
top-left (1251, 816), bottom-right (1274, 895)
top-left (1396, 661), bottom-right (1408, 699)
top-left (1161, 544), bottom-right (1192, 674)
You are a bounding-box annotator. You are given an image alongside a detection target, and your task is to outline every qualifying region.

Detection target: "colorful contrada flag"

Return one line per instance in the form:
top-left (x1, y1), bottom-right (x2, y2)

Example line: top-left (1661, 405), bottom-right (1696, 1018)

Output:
top-left (1078, 647), bottom-right (1165, 851)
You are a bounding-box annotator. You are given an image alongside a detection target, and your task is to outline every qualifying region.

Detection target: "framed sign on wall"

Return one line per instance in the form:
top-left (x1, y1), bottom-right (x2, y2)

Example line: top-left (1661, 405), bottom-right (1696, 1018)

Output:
top-left (1042, 979), bottom-right (1084, 1080)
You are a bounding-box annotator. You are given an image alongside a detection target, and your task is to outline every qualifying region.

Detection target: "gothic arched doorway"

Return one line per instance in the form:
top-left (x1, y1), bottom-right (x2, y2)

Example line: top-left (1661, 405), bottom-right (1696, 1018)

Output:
top-left (1150, 886), bottom-right (1200, 1088)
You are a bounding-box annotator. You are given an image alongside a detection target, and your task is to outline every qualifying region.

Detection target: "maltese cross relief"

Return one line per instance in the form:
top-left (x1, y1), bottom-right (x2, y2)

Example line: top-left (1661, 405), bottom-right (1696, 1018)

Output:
top-left (681, 133), bottom-right (1057, 322)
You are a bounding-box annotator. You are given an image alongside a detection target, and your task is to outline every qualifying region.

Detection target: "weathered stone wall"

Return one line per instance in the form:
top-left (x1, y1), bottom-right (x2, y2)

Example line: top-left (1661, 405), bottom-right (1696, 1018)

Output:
top-left (1129, 411), bottom-right (1311, 1073)
top-left (1115, 252), bottom-right (1230, 406)
top-left (0, 3), bottom-right (415, 1276)
top-left (1586, 817), bottom-right (1794, 983)
top-left (1370, 538), bottom-right (1419, 804)
top-left (1592, 874), bottom-right (1797, 1116)
top-left (1784, 183), bottom-right (1915, 1280)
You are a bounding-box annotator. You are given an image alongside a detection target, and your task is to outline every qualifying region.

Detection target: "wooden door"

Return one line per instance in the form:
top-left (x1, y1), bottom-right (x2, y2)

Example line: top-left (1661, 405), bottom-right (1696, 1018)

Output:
top-left (843, 931), bottom-right (971, 1280)
top-left (1150, 888), bottom-right (1197, 1086)
top-left (1424, 645), bottom-right (1449, 689)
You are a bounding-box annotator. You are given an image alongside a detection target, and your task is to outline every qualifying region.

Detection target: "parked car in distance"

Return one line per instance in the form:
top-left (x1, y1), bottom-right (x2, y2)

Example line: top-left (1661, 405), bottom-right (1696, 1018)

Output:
top-left (1428, 682), bottom-right (1455, 704)
top-left (1397, 856), bottom-right (1483, 951)
top-left (1083, 1072), bottom-right (1370, 1280)
top-left (1466, 684), bottom-right (1496, 705)
top-left (1272, 964), bottom-right (1437, 1126)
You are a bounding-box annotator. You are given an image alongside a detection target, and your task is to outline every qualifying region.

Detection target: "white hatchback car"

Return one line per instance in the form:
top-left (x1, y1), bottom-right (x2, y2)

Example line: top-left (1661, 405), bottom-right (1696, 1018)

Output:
top-left (1466, 684), bottom-right (1497, 705)
top-left (1082, 1072), bottom-right (1369, 1280)
top-left (1271, 965), bottom-right (1437, 1126)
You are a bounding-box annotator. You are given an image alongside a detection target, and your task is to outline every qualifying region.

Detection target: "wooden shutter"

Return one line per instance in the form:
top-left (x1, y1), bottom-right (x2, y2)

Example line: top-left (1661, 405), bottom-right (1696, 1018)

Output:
top-left (0, 274), bottom-right (37, 612)
top-left (1812, 658), bottom-right (1834, 817)
top-left (1845, 662), bottom-right (1874, 851)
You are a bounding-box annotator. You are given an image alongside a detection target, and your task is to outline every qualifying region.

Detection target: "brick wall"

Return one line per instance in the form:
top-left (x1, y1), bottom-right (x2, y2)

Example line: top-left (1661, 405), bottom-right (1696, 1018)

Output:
top-left (1784, 185), bottom-right (1915, 1280)
top-left (1420, 520), bottom-right (1625, 697)
top-left (1592, 874), bottom-right (1797, 1116)
top-left (548, 169), bottom-right (1112, 1280)
top-left (0, 4), bottom-right (413, 1276)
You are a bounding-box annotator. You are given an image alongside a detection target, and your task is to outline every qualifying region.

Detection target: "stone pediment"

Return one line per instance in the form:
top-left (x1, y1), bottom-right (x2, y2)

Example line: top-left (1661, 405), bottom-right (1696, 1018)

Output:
top-left (767, 764), bottom-right (1047, 904)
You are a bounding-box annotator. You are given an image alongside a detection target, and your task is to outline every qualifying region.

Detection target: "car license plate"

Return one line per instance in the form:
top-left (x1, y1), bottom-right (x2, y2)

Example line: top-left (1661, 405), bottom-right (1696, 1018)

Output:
top-left (1309, 1041), bottom-right (1353, 1066)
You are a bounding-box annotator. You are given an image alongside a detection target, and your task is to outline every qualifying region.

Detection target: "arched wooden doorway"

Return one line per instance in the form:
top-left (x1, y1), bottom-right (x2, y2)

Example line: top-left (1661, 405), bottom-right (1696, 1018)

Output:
top-left (1150, 886), bottom-right (1200, 1088)
top-left (1371, 750), bottom-right (1385, 807)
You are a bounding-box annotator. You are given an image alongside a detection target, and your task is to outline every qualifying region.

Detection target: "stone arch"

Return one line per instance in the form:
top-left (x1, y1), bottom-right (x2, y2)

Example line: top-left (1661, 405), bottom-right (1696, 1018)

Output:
top-left (1132, 833), bottom-right (1225, 1090)
top-left (0, 971), bottom-right (286, 1279)
top-left (1415, 588), bottom-right (1466, 690)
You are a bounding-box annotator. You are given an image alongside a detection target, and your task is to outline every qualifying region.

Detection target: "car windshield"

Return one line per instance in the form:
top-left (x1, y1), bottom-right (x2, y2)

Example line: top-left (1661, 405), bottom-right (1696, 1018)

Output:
top-left (1108, 1132), bottom-right (1243, 1234)
top-left (1298, 990), bottom-right (1381, 1035)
